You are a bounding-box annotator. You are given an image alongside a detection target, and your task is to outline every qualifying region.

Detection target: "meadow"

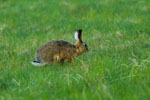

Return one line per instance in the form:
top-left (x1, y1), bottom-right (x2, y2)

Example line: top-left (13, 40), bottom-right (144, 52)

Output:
top-left (0, 0), bottom-right (150, 99)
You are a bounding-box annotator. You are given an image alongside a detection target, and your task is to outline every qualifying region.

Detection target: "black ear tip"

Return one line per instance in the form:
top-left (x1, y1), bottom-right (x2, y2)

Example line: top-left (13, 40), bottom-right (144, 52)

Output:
top-left (77, 29), bottom-right (82, 33)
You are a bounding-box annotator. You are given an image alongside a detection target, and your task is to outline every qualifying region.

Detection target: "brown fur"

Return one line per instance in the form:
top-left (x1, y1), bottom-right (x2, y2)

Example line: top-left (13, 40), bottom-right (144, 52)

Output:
top-left (34, 30), bottom-right (88, 65)
top-left (36, 40), bottom-right (79, 64)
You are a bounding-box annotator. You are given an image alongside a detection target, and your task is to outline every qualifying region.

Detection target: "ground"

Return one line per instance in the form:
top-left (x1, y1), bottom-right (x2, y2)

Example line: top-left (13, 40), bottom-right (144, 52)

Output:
top-left (0, 0), bottom-right (150, 100)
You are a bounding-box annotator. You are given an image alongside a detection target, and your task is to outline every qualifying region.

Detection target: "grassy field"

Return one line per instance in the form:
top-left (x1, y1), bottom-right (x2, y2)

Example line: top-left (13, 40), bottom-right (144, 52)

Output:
top-left (0, 0), bottom-right (150, 99)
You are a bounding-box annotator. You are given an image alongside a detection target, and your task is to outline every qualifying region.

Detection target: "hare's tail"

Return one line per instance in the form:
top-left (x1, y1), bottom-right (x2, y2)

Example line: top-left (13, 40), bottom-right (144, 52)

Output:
top-left (31, 61), bottom-right (46, 66)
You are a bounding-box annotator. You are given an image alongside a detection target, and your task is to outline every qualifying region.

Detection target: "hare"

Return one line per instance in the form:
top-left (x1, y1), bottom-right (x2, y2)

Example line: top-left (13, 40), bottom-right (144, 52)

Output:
top-left (31, 29), bottom-right (88, 66)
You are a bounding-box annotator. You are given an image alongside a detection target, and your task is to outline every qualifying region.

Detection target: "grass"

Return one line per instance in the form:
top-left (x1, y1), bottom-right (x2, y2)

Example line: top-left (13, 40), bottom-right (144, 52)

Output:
top-left (0, 0), bottom-right (150, 99)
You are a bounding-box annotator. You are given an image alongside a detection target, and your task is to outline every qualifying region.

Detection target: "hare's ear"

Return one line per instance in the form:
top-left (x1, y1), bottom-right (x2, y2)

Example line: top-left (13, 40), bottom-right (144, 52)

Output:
top-left (74, 29), bottom-right (82, 43)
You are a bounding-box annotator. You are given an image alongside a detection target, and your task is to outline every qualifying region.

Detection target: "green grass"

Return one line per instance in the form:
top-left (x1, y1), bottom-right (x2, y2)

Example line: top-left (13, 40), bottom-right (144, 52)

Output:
top-left (0, 0), bottom-right (150, 99)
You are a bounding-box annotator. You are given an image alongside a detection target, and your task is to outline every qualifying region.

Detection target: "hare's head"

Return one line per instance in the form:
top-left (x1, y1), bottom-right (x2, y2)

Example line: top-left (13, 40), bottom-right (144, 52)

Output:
top-left (74, 29), bottom-right (88, 55)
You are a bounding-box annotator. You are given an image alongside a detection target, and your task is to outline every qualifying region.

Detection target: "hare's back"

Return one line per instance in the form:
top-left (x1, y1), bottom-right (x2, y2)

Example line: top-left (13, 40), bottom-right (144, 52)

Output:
top-left (43, 40), bottom-right (75, 48)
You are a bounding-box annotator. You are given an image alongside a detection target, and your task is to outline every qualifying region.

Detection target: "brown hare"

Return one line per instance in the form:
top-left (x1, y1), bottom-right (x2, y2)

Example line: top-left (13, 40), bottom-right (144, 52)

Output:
top-left (31, 29), bottom-right (88, 66)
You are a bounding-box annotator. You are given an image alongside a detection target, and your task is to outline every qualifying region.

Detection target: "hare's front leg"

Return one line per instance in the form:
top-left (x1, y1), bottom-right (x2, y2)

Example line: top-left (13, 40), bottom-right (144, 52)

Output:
top-left (66, 58), bottom-right (72, 63)
top-left (60, 59), bottom-right (64, 65)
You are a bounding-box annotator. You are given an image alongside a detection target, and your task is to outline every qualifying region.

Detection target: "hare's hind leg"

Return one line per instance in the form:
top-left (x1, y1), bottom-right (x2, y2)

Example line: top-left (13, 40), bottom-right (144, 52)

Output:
top-left (53, 54), bottom-right (60, 64)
